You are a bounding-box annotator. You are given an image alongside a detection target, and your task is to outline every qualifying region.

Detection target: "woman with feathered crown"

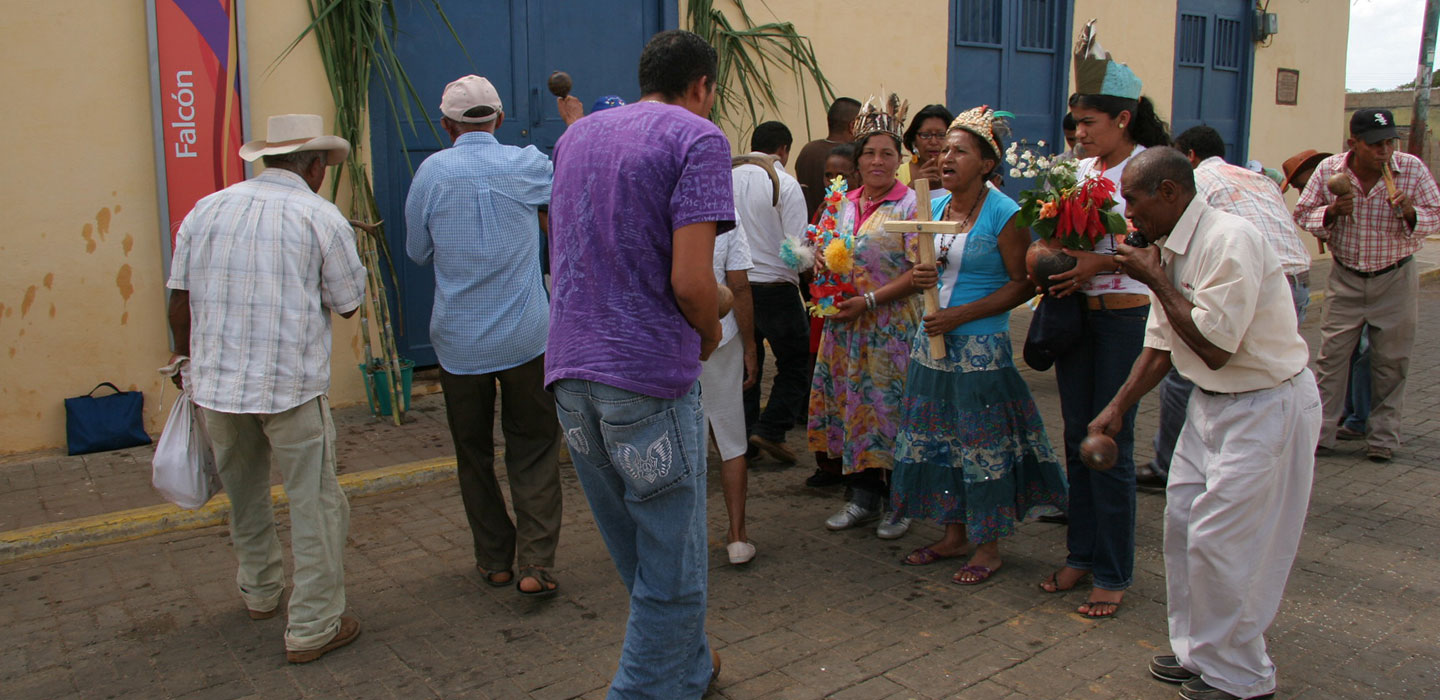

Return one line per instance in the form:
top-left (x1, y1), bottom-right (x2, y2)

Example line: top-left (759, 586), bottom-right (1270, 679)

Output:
top-left (1036, 19), bottom-right (1170, 618)
top-left (809, 93), bottom-right (926, 539)
top-left (888, 106), bottom-right (1069, 584)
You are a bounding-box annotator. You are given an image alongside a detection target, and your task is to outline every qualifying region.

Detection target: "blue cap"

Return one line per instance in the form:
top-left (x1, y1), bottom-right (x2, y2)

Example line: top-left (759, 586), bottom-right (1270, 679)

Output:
top-left (591, 95), bottom-right (626, 112)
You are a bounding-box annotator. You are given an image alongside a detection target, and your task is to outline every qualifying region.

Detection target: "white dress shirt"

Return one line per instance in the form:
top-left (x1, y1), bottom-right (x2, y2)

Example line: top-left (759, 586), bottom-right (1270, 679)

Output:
top-left (732, 152), bottom-right (806, 285)
top-left (1143, 199), bottom-right (1310, 393)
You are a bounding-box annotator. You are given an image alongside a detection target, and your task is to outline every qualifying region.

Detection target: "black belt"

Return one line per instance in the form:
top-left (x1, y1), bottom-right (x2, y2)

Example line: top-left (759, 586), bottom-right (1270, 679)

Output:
top-left (749, 281), bottom-right (797, 288)
top-left (1196, 370), bottom-right (1304, 398)
top-left (1336, 255), bottom-right (1412, 279)
top-left (1285, 271), bottom-right (1310, 287)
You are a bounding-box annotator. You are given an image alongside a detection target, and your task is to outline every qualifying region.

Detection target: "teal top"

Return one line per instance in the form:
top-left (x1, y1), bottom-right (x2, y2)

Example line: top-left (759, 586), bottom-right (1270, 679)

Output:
top-left (930, 189), bottom-right (1021, 337)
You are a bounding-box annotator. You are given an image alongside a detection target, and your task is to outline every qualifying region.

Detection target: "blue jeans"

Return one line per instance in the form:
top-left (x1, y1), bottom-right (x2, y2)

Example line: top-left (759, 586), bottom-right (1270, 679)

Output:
top-left (1053, 304), bottom-right (1147, 591)
top-left (552, 379), bottom-right (712, 700)
top-left (1342, 328), bottom-right (1372, 432)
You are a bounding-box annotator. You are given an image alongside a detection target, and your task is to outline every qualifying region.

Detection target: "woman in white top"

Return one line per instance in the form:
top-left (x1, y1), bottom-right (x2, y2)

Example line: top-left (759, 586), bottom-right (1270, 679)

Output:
top-left (1036, 86), bottom-right (1170, 618)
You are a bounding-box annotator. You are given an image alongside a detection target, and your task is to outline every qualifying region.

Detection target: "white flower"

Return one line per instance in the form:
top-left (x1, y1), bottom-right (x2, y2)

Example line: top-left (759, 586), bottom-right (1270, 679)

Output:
top-left (1010, 168), bottom-right (1023, 179)
top-left (1037, 140), bottom-right (1047, 148)
top-left (1005, 153), bottom-right (1018, 166)
top-left (1024, 168), bottom-right (1039, 178)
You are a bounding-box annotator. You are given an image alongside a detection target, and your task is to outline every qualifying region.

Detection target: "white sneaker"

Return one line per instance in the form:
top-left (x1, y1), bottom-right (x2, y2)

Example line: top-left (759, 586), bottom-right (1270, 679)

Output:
top-left (726, 541), bottom-right (756, 565)
top-left (875, 512), bottom-right (912, 539)
top-left (825, 502), bottom-right (881, 530)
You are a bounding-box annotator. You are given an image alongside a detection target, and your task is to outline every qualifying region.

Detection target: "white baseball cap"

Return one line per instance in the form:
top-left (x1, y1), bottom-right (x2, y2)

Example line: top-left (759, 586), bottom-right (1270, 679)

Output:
top-left (440, 75), bottom-right (503, 123)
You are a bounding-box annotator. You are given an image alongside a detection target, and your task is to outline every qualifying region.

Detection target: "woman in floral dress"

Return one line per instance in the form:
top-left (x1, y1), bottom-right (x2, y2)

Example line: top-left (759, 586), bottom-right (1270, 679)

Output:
top-left (810, 94), bottom-right (924, 539)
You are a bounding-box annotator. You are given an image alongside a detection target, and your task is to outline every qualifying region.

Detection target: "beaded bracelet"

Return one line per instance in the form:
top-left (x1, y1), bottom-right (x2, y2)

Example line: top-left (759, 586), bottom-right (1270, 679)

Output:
top-left (865, 292), bottom-right (877, 310)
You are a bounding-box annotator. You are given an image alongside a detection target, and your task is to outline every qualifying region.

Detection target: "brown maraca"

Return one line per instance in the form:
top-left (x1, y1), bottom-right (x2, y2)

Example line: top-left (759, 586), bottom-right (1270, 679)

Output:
top-left (1326, 172), bottom-right (1352, 198)
top-left (717, 285), bottom-right (734, 317)
top-left (1079, 433), bottom-right (1118, 471)
top-left (547, 71), bottom-right (573, 99)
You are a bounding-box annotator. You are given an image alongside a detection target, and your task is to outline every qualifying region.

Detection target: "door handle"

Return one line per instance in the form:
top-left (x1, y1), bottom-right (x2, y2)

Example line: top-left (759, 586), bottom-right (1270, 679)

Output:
top-left (530, 87), bottom-right (541, 128)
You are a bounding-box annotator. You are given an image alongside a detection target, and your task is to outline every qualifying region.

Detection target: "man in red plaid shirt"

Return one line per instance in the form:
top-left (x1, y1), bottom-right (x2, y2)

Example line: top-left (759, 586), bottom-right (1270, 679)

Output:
top-left (1294, 108), bottom-right (1440, 462)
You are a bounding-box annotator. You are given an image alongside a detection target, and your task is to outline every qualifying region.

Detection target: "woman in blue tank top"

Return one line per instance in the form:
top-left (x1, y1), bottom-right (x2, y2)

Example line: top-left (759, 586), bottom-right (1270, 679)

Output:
top-left (889, 106), bottom-right (1068, 585)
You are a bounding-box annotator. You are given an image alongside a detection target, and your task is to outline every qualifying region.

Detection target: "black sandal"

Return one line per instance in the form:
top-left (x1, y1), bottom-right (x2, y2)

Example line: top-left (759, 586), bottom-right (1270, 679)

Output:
top-left (477, 565), bottom-right (512, 588)
top-left (516, 565), bottom-right (559, 598)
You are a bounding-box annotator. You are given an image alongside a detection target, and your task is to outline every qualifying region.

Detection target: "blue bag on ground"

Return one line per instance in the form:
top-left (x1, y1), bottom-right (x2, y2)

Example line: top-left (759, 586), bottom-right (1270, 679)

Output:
top-left (64, 382), bottom-right (152, 455)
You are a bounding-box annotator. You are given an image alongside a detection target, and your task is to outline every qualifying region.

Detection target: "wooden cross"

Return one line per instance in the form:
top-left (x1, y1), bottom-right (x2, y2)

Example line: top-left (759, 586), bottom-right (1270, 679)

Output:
top-left (882, 178), bottom-right (962, 360)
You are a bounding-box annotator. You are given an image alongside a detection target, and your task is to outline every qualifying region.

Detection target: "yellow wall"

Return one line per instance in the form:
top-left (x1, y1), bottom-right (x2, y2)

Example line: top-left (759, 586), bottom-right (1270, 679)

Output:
top-left (693, 1), bottom-right (952, 150)
top-left (0, 0), bottom-right (366, 454)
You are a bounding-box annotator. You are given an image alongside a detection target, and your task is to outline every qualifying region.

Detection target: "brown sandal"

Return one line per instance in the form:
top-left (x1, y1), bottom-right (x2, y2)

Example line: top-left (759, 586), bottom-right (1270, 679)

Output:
top-left (516, 566), bottom-right (559, 598)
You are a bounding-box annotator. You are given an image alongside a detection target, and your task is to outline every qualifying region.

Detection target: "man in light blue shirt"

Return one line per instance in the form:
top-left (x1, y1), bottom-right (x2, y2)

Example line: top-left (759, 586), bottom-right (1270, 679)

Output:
top-left (405, 75), bottom-right (562, 597)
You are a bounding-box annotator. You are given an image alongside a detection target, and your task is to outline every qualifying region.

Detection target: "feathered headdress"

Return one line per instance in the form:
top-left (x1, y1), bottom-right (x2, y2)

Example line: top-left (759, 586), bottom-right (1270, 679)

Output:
top-left (1073, 19), bottom-right (1143, 100)
top-left (852, 91), bottom-right (909, 142)
top-left (948, 105), bottom-right (1012, 162)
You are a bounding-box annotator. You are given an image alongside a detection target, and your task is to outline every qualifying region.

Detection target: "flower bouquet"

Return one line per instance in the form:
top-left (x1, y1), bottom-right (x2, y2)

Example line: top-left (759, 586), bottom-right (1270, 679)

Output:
top-left (1007, 141), bottom-right (1127, 251)
top-left (781, 176), bottom-right (856, 317)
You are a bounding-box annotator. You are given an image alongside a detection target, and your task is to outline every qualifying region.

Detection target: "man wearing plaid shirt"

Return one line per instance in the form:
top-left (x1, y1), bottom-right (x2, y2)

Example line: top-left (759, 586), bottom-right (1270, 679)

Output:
top-left (1295, 108), bottom-right (1440, 462)
top-left (168, 114), bottom-right (367, 662)
top-left (1140, 125), bottom-right (1314, 488)
top-left (406, 75), bottom-right (563, 596)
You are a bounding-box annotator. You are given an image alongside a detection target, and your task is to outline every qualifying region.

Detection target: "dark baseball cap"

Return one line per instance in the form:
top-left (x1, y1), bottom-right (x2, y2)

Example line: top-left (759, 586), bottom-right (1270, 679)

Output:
top-left (1350, 108), bottom-right (1399, 144)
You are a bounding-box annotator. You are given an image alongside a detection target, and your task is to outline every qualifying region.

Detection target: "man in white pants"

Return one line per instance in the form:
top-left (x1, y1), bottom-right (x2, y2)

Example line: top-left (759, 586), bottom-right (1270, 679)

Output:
top-left (1092, 148), bottom-right (1319, 700)
top-left (699, 225), bottom-right (758, 564)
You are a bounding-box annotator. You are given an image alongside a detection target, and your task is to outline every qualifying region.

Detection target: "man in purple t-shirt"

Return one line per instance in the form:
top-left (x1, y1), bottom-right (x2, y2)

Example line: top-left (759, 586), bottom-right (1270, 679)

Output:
top-left (546, 30), bottom-right (734, 699)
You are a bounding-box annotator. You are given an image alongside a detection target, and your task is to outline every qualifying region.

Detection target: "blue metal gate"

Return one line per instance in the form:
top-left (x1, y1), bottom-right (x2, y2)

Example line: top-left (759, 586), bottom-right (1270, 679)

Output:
top-left (1172, 0), bottom-right (1255, 164)
top-left (369, 0), bottom-right (672, 366)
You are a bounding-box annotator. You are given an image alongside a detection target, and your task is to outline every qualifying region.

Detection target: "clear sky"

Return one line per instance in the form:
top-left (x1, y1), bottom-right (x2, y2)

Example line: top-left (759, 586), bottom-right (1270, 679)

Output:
top-left (1347, 0), bottom-right (1436, 91)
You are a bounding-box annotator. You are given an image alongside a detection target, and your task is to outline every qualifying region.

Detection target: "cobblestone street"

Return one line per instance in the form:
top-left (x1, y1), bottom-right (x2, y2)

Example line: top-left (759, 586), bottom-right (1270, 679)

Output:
top-left (3, 278), bottom-right (1439, 699)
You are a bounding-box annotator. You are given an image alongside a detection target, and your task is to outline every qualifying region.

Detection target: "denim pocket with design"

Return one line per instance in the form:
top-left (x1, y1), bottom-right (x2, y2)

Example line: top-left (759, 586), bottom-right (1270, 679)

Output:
top-left (598, 408), bottom-right (693, 502)
top-left (555, 405), bottom-right (601, 467)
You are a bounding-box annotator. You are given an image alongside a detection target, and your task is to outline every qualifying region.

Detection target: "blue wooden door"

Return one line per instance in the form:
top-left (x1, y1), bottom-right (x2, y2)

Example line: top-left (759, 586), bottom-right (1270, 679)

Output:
top-left (947, 0), bottom-right (1073, 199)
top-left (370, 0), bottom-right (670, 366)
top-left (1172, 0), bottom-right (1254, 164)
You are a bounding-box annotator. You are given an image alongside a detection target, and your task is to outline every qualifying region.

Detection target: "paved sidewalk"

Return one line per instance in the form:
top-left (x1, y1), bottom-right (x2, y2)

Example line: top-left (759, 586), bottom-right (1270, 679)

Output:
top-left (2, 268), bottom-right (1439, 698)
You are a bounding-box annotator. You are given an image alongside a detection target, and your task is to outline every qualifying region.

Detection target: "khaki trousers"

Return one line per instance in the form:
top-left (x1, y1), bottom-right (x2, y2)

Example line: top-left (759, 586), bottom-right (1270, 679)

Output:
top-left (1313, 261), bottom-right (1418, 450)
top-left (201, 395), bottom-right (350, 652)
top-left (439, 355), bottom-right (562, 572)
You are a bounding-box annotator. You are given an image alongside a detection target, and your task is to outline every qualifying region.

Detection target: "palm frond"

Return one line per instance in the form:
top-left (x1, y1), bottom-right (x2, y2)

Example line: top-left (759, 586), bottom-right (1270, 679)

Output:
top-left (688, 0), bottom-right (836, 138)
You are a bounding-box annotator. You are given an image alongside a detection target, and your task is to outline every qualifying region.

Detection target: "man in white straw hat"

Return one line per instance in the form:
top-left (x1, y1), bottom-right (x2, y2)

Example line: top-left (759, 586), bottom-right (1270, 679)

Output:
top-left (405, 75), bottom-right (564, 598)
top-left (167, 113), bottom-right (367, 663)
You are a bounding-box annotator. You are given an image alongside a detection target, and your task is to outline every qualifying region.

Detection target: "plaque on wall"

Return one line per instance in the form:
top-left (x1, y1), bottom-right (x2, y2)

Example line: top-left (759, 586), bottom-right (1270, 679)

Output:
top-left (1277, 68), bottom-right (1300, 106)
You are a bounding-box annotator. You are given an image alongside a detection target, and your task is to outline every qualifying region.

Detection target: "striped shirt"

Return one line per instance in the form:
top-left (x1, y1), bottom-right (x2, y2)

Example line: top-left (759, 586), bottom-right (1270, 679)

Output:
top-left (1294, 151), bottom-right (1440, 272)
top-left (168, 167), bottom-right (366, 414)
top-left (405, 130), bottom-right (553, 375)
top-left (1193, 156), bottom-right (1310, 276)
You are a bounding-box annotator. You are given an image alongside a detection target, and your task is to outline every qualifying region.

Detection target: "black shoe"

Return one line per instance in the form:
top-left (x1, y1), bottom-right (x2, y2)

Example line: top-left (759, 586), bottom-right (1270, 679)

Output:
top-left (1136, 463), bottom-right (1167, 491)
top-left (1179, 677), bottom-right (1274, 700)
top-left (1036, 512), bottom-right (1069, 525)
top-left (1148, 655), bottom-right (1196, 684)
top-left (805, 468), bottom-right (844, 487)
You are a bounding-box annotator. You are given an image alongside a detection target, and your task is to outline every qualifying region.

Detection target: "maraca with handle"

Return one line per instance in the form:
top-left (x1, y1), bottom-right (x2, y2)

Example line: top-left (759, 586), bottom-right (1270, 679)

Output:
top-left (547, 71), bottom-right (573, 99)
top-left (1079, 432), bottom-right (1118, 471)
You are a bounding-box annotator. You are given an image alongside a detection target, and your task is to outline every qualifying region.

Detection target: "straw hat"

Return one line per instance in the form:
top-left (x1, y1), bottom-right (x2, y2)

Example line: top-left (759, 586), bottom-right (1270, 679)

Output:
top-left (948, 105), bottom-right (1011, 161)
top-left (238, 114), bottom-right (349, 165)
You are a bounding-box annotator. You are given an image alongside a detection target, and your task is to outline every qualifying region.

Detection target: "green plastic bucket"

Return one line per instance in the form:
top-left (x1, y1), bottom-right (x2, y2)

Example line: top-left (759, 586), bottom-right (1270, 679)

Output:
top-left (360, 358), bottom-right (414, 417)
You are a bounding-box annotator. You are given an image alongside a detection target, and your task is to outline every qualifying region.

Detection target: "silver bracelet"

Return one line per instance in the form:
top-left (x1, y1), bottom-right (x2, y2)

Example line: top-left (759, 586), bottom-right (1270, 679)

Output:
top-left (865, 292), bottom-right (877, 311)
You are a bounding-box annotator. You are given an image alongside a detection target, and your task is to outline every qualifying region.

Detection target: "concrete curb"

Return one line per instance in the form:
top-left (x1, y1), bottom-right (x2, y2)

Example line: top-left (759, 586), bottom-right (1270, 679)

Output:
top-left (1306, 260), bottom-right (1440, 306)
top-left (0, 457), bottom-right (459, 565)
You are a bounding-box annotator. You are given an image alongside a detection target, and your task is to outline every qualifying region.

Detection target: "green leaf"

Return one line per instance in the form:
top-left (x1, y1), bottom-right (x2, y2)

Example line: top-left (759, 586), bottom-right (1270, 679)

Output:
top-left (1101, 210), bottom-right (1128, 236)
top-left (688, 0), bottom-right (835, 138)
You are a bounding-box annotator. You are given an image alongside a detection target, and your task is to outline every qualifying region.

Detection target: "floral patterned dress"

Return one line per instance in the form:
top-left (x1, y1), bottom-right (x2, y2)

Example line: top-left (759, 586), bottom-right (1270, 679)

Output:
top-left (807, 182), bottom-right (920, 474)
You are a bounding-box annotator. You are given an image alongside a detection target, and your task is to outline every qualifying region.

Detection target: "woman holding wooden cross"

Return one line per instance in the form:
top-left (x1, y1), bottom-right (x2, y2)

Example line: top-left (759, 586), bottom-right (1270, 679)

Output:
top-left (808, 93), bottom-right (925, 539)
top-left (888, 106), bottom-right (1068, 585)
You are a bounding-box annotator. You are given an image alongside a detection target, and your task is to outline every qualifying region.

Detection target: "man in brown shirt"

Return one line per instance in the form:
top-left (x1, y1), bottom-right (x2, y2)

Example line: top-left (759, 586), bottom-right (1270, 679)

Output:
top-left (793, 97), bottom-right (859, 218)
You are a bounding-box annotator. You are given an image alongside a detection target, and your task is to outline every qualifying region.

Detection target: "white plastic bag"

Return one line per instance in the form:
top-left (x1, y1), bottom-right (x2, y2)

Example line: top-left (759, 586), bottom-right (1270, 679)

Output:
top-left (152, 387), bottom-right (221, 510)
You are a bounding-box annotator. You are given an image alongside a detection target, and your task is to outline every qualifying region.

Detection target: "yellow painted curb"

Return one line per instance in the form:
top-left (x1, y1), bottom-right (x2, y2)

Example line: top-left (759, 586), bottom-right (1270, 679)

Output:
top-left (0, 457), bottom-right (459, 565)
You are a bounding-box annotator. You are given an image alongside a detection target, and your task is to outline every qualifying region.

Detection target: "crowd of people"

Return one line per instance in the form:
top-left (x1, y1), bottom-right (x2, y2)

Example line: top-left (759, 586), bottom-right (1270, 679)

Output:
top-left (164, 21), bottom-right (1439, 700)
